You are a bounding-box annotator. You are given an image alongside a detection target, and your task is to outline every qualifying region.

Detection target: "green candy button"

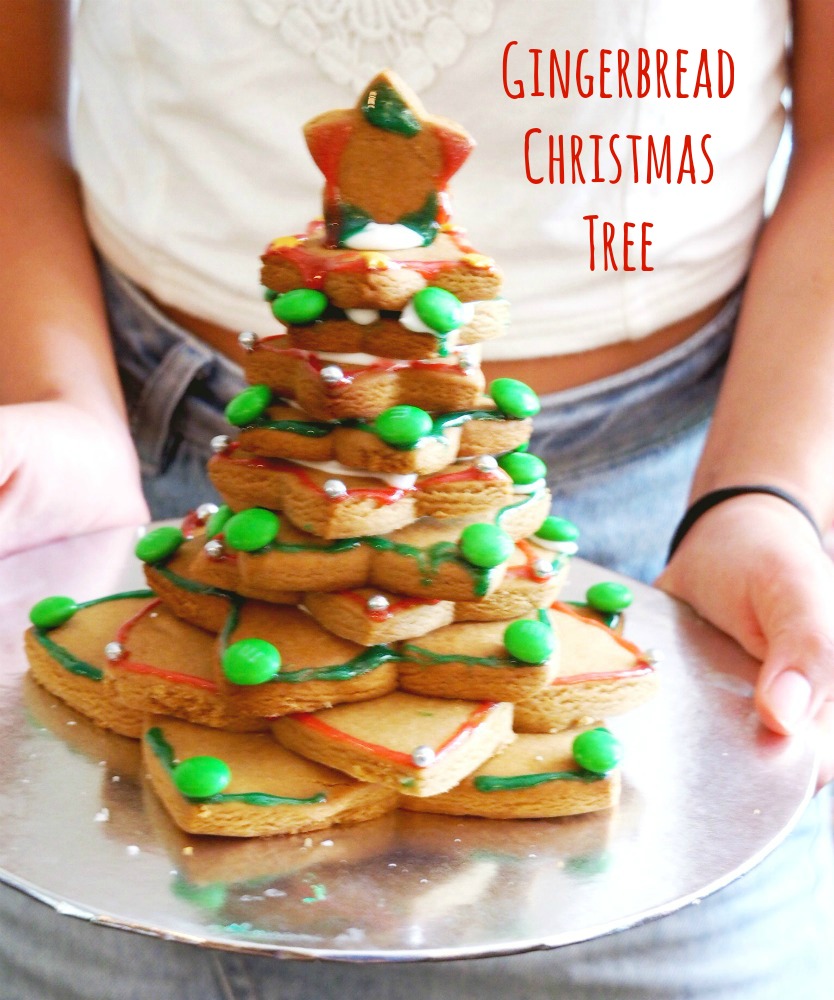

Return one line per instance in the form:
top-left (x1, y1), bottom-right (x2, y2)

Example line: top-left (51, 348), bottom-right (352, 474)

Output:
top-left (135, 526), bottom-right (185, 564)
top-left (223, 508), bottom-right (280, 552)
top-left (586, 581), bottom-right (633, 614)
top-left (535, 515), bottom-right (580, 543)
top-left (572, 727), bottom-right (622, 775)
top-left (205, 504), bottom-right (233, 539)
top-left (172, 756), bottom-right (232, 799)
top-left (490, 378), bottom-right (541, 419)
top-left (412, 287), bottom-right (464, 334)
top-left (504, 618), bottom-right (556, 664)
top-left (222, 638), bottom-right (281, 686)
top-left (497, 452), bottom-right (547, 485)
top-left (459, 523), bottom-right (514, 568)
top-left (374, 405), bottom-right (433, 448)
top-left (225, 385), bottom-right (272, 426)
top-left (29, 595), bottom-right (78, 630)
top-left (271, 288), bottom-right (328, 326)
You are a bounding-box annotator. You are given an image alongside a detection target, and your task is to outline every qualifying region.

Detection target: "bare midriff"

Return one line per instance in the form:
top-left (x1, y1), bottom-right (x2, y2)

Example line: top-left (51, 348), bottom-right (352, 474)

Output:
top-left (161, 295), bottom-right (728, 395)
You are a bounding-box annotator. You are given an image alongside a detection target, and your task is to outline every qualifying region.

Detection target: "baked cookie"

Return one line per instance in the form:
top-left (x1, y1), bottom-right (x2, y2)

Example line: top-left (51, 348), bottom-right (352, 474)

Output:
top-left (401, 727), bottom-right (622, 819)
top-left (143, 716), bottom-right (398, 837)
top-left (25, 592), bottom-right (151, 738)
top-left (262, 224), bottom-right (502, 312)
top-left (273, 691), bottom-right (514, 798)
top-left (514, 602), bottom-right (658, 733)
top-left (274, 297), bottom-right (509, 360)
top-left (397, 610), bottom-right (559, 703)
top-left (102, 598), bottom-right (269, 732)
top-left (150, 489), bottom-right (552, 604)
top-left (215, 600), bottom-right (398, 716)
top-left (229, 397), bottom-right (532, 478)
top-left (208, 447), bottom-right (515, 539)
top-left (302, 70), bottom-right (473, 249)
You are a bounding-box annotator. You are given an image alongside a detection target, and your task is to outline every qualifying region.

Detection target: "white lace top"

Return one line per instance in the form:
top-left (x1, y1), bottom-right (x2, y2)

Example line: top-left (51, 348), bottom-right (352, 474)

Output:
top-left (71, 0), bottom-right (788, 358)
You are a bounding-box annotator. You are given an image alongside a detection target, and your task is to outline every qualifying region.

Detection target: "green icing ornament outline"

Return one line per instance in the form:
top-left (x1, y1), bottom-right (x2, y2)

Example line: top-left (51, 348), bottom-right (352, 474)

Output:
top-left (145, 727), bottom-right (327, 807)
top-left (32, 589), bottom-right (155, 681)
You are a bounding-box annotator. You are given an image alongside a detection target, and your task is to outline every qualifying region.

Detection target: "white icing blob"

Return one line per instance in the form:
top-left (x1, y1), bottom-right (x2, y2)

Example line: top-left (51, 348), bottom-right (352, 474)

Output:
top-left (345, 308), bottom-right (380, 325)
top-left (288, 456), bottom-right (418, 490)
top-left (512, 478), bottom-right (547, 494)
top-left (342, 223), bottom-right (425, 251)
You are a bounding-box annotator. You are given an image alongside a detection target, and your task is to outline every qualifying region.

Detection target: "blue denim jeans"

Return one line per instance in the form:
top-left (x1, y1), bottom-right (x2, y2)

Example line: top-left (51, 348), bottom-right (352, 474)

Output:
top-left (2, 265), bottom-right (830, 999)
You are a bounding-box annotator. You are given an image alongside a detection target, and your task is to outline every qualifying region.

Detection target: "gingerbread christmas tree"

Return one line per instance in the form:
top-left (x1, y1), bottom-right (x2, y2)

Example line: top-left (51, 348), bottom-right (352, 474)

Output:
top-left (25, 73), bottom-right (657, 837)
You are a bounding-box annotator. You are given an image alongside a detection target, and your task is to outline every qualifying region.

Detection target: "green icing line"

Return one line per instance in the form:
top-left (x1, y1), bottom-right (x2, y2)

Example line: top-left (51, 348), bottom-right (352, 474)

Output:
top-left (145, 727), bottom-right (327, 807)
top-left (361, 79), bottom-right (422, 136)
top-left (33, 630), bottom-right (105, 681)
top-left (151, 564), bottom-right (234, 599)
top-left (218, 600), bottom-right (399, 683)
top-left (32, 589), bottom-right (156, 681)
top-left (473, 770), bottom-right (604, 792)
top-left (566, 601), bottom-right (621, 630)
top-left (495, 490), bottom-right (545, 527)
top-left (362, 535), bottom-right (495, 597)
top-left (400, 643), bottom-right (515, 669)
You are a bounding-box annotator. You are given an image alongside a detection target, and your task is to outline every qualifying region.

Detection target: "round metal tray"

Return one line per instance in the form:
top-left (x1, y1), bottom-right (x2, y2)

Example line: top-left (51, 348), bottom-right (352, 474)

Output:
top-left (0, 524), bottom-right (817, 960)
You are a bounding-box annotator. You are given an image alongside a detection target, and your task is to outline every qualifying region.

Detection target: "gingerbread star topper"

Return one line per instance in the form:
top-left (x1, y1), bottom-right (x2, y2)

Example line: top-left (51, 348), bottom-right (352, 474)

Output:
top-left (303, 70), bottom-right (474, 250)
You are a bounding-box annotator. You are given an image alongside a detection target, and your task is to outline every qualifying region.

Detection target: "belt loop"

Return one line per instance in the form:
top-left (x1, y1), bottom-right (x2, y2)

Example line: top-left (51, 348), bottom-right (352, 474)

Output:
top-left (131, 339), bottom-right (214, 475)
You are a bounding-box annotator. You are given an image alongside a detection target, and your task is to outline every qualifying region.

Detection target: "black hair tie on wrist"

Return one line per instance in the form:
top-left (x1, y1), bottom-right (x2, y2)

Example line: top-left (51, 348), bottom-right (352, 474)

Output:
top-left (667, 484), bottom-right (822, 562)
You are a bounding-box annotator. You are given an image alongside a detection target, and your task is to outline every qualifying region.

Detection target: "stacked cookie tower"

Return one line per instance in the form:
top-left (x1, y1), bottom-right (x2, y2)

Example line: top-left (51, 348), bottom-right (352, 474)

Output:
top-left (25, 74), bottom-right (657, 838)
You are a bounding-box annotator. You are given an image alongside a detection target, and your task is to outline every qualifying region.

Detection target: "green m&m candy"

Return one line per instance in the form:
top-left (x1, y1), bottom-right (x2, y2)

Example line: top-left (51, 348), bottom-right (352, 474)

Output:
top-left (222, 638), bottom-right (281, 686)
top-left (572, 727), bottom-right (622, 775)
top-left (172, 755), bottom-right (232, 799)
top-left (271, 288), bottom-right (328, 326)
top-left (504, 618), bottom-right (556, 664)
top-left (134, 526), bottom-right (184, 564)
top-left (586, 581), bottom-right (633, 614)
top-left (497, 452), bottom-right (547, 485)
top-left (29, 595), bottom-right (78, 630)
top-left (412, 287), bottom-right (464, 333)
top-left (490, 378), bottom-right (541, 419)
top-left (374, 405), bottom-right (433, 448)
top-left (224, 384), bottom-right (272, 426)
top-left (205, 504), bottom-right (233, 539)
top-left (459, 523), bottom-right (514, 568)
top-left (535, 515), bottom-right (580, 543)
top-left (223, 508), bottom-right (280, 552)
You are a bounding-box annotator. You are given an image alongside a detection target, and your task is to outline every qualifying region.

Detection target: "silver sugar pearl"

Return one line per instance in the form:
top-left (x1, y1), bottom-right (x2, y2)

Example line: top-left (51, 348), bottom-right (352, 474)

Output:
top-left (237, 330), bottom-right (258, 351)
top-left (474, 455), bottom-right (498, 473)
top-left (411, 745), bottom-right (436, 768)
top-left (366, 594), bottom-right (390, 612)
top-left (644, 648), bottom-right (662, 665)
top-left (104, 642), bottom-right (125, 662)
top-left (204, 539), bottom-right (225, 560)
top-left (195, 502), bottom-right (219, 523)
top-left (323, 479), bottom-right (348, 498)
top-left (532, 557), bottom-right (554, 579)
top-left (210, 434), bottom-right (230, 454)
top-left (320, 365), bottom-right (345, 385)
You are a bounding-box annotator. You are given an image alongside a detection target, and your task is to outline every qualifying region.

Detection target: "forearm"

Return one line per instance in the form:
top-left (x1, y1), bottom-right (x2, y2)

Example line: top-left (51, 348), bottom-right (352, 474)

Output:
top-left (0, 110), bottom-right (125, 422)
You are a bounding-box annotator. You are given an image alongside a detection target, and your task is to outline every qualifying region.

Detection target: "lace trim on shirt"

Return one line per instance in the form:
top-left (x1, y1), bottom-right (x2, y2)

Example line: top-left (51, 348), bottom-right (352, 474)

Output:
top-left (244, 0), bottom-right (495, 91)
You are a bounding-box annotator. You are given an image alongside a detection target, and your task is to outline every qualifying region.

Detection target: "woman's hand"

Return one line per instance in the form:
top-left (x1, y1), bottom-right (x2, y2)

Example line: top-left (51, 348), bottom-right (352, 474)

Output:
top-left (0, 399), bottom-right (149, 557)
top-left (657, 494), bottom-right (834, 787)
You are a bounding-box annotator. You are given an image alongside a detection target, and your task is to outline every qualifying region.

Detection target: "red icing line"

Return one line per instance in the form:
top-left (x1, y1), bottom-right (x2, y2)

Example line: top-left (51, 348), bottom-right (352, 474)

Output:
top-left (289, 701), bottom-right (498, 768)
top-left (114, 599), bottom-right (218, 692)
top-left (337, 590), bottom-right (441, 622)
top-left (548, 601), bottom-right (655, 684)
top-left (506, 539), bottom-right (546, 580)
top-left (419, 466), bottom-right (506, 487)
top-left (214, 444), bottom-right (411, 505)
top-left (180, 509), bottom-right (204, 540)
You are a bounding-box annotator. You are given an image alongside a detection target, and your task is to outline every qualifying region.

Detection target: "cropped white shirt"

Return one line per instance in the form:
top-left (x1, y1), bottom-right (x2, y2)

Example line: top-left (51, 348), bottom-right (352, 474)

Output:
top-left (71, 0), bottom-right (788, 359)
